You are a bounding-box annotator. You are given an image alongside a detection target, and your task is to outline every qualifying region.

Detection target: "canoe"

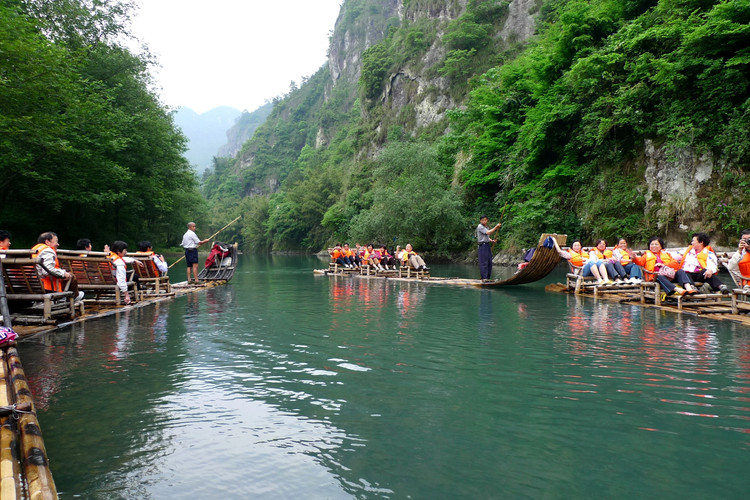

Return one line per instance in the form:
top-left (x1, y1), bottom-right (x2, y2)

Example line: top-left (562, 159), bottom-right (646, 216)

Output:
top-left (198, 242), bottom-right (238, 282)
top-left (474, 233), bottom-right (567, 287)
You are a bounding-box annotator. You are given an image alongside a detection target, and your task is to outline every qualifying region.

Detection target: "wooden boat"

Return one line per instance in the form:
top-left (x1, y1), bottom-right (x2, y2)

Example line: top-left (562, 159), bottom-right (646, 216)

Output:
top-left (198, 242), bottom-right (238, 282)
top-left (1, 341), bottom-right (57, 499)
top-left (475, 233), bottom-right (566, 287)
top-left (313, 234), bottom-right (567, 288)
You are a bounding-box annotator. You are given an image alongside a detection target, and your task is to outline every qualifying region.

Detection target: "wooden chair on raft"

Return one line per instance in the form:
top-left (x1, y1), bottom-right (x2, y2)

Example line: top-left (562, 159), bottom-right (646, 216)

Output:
top-left (727, 269), bottom-right (750, 315)
top-left (638, 266), bottom-right (731, 312)
top-left (565, 262), bottom-right (597, 295)
top-left (1, 257), bottom-right (77, 324)
top-left (398, 261), bottom-right (430, 279)
top-left (58, 254), bottom-right (140, 305)
top-left (129, 254), bottom-right (173, 297)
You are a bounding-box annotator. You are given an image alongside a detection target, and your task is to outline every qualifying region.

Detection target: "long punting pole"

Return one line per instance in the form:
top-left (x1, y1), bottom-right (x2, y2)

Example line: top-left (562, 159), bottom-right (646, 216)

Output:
top-left (168, 215), bottom-right (242, 269)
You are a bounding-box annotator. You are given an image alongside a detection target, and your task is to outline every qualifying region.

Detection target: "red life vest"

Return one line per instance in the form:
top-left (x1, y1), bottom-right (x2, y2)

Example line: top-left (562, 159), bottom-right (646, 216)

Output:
top-left (31, 243), bottom-right (63, 292)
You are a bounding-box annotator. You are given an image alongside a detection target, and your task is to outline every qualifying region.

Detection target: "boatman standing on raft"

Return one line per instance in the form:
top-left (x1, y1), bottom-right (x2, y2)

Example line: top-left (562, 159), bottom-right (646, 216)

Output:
top-left (477, 215), bottom-right (501, 282)
top-left (181, 222), bottom-right (210, 283)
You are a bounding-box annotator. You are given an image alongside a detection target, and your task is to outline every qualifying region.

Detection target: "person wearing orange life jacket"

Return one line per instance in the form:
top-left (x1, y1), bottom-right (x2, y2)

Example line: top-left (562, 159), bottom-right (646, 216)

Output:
top-left (632, 236), bottom-right (691, 296)
top-left (592, 238), bottom-right (629, 284)
top-left (674, 232), bottom-right (730, 294)
top-left (329, 243), bottom-right (351, 268)
top-left (612, 238), bottom-right (643, 283)
top-left (585, 239), bottom-right (613, 284)
top-left (401, 243), bottom-right (429, 271)
top-left (137, 241), bottom-right (168, 275)
top-left (727, 229), bottom-right (750, 288)
top-left (552, 238), bottom-right (606, 283)
top-left (31, 231), bottom-right (84, 301)
top-left (109, 240), bottom-right (145, 305)
top-left (342, 243), bottom-right (360, 268)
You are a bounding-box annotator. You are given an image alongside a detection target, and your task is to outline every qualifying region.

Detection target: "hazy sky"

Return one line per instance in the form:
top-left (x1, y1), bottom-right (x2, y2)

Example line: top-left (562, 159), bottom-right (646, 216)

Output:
top-left (130, 0), bottom-right (342, 114)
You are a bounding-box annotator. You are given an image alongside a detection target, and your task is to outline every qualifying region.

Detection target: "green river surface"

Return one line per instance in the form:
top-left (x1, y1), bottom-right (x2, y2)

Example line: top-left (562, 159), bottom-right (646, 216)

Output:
top-left (17, 255), bottom-right (750, 499)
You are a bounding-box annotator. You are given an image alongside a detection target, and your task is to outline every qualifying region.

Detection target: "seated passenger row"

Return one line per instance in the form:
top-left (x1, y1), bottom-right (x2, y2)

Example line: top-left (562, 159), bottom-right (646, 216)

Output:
top-left (329, 243), bottom-right (429, 272)
top-left (554, 232), bottom-right (731, 297)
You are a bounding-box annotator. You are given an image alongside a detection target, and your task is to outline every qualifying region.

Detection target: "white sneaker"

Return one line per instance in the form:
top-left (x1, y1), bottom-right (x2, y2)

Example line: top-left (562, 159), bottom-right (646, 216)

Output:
top-left (632, 277), bottom-right (642, 284)
top-left (614, 278), bottom-right (622, 284)
top-left (597, 279), bottom-right (606, 285)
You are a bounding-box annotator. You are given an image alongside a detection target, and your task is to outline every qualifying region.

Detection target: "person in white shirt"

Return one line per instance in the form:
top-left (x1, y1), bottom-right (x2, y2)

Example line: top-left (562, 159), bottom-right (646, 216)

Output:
top-left (674, 232), bottom-right (729, 294)
top-left (109, 240), bottom-right (144, 305)
top-left (180, 222), bottom-right (209, 283)
top-left (137, 241), bottom-right (168, 275)
top-left (726, 229), bottom-right (750, 287)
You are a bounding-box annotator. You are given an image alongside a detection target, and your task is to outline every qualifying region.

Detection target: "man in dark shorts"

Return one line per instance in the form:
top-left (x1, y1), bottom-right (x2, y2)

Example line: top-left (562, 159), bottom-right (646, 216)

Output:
top-left (181, 222), bottom-right (209, 283)
top-left (476, 215), bottom-right (501, 282)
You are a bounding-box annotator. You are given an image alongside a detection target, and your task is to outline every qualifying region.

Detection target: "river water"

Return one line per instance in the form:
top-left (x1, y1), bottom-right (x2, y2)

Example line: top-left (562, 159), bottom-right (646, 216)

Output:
top-left (18, 255), bottom-right (750, 499)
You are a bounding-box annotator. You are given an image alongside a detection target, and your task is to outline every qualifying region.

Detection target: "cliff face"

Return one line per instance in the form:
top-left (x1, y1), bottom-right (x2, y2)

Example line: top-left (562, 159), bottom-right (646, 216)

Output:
top-left (326, 0), bottom-right (538, 133)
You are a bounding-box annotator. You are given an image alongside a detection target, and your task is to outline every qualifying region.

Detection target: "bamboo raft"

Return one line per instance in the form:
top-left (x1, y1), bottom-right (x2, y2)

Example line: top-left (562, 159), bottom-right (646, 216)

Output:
top-left (10, 279), bottom-right (228, 339)
top-left (546, 280), bottom-right (750, 327)
top-left (1, 342), bottom-right (56, 499)
top-left (314, 234), bottom-right (567, 288)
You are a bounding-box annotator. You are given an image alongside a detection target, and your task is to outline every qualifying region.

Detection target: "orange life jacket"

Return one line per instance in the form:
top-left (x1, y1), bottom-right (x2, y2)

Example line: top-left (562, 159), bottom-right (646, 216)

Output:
top-left (591, 249), bottom-right (613, 260)
top-left (618, 249), bottom-right (632, 265)
top-left (738, 252), bottom-right (750, 285)
top-left (331, 249), bottom-right (342, 260)
top-left (31, 243), bottom-right (63, 292)
top-left (568, 249), bottom-right (584, 267)
top-left (677, 246), bottom-right (713, 271)
top-left (143, 251), bottom-right (160, 275)
top-left (633, 250), bottom-right (678, 281)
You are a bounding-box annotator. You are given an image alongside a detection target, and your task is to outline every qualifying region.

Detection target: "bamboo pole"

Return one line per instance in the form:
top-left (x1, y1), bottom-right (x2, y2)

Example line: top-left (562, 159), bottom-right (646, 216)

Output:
top-left (6, 346), bottom-right (57, 499)
top-left (0, 348), bottom-right (21, 500)
top-left (169, 216), bottom-right (242, 269)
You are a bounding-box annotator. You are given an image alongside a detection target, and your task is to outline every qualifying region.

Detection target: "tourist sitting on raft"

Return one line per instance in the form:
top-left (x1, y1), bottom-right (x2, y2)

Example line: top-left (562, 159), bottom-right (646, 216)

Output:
top-left (673, 232), bottom-right (730, 295)
top-left (138, 241), bottom-right (169, 275)
top-left (379, 245), bottom-right (398, 270)
top-left (552, 238), bottom-right (610, 284)
top-left (630, 235), bottom-right (724, 298)
top-left (401, 244), bottom-right (429, 271)
top-left (611, 238), bottom-right (643, 283)
top-left (329, 243), bottom-right (357, 269)
top-left (726, 229), bottom-right (750, 288)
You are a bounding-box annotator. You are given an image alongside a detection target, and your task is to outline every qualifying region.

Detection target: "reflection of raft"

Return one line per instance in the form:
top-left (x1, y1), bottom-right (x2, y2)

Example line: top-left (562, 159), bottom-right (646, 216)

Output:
top-left (313, 234), bottom-right (567, 288)
top-left (1, 342), bottom-right (57, 499)
top-left (198, 242), bottom-right (238, 282)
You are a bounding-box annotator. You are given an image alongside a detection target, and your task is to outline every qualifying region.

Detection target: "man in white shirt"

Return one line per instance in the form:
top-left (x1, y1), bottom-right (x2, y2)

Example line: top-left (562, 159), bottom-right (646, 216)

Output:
top-left (181, 222), bottom-right (209, 283)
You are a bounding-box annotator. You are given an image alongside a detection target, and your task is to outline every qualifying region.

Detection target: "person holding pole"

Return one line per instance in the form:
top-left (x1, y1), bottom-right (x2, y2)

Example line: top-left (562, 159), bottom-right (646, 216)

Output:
top-left (181, 222), bottom-right (209, 283)
top-left (477, 215), bottom-right (501, 282)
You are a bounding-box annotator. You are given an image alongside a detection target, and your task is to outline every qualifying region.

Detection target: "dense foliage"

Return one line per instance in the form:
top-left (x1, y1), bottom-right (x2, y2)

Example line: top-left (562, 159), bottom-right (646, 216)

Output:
top-left (203, 0), bottom-right (750, 255)
top-left (0, 0), bottom-right (204, 248)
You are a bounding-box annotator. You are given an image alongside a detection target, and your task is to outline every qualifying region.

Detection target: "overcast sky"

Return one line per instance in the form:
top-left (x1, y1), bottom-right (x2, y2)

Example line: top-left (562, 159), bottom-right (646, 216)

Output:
top-left (130, 0), bottom-right (343, 114)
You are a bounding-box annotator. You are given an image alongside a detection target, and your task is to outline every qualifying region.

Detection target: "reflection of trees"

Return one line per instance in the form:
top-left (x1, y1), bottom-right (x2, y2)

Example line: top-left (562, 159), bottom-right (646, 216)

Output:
top-left (18, 301), bottom-right (190, 494)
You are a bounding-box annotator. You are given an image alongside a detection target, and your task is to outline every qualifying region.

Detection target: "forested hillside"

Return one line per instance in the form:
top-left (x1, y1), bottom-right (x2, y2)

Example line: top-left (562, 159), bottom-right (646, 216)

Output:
top-left (0, 0), bottom-right (204, 247)
top-left (202, 0), bottom-right (750, 255)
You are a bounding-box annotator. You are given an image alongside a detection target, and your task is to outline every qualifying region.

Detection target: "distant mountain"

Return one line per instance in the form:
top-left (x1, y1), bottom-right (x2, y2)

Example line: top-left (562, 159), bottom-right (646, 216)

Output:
top-left (174, 106), bottom-right (242, 171)
top-left (218, 102), bottom-right (274, 159)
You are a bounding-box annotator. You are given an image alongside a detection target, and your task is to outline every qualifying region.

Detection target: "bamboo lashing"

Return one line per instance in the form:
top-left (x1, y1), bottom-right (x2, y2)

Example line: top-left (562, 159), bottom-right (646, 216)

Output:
top-left (168, 216), bottom-right (241, 269)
